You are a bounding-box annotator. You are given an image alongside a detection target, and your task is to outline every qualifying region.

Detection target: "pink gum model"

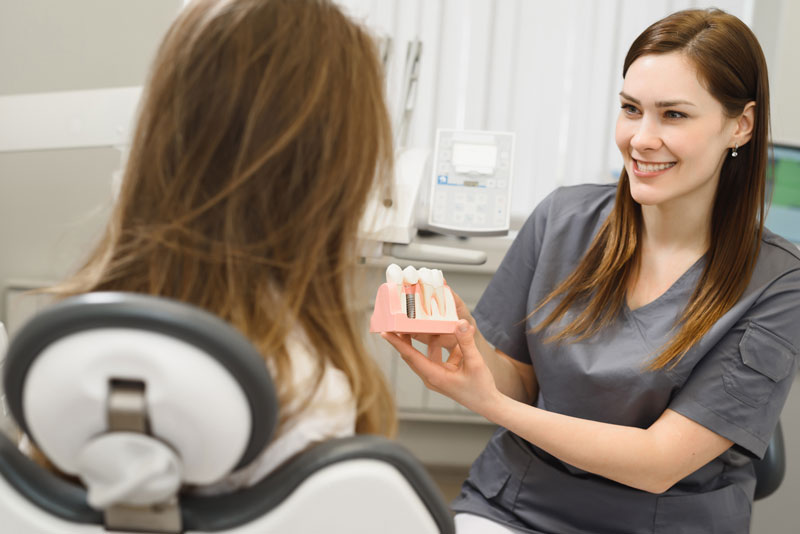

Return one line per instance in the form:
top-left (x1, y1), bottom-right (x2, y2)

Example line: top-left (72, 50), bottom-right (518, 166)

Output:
top-left (369, 282), bottom-right (458, 334)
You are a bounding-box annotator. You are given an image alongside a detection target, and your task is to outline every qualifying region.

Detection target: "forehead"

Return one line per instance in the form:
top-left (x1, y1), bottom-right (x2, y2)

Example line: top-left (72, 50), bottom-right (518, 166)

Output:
top-left (622, 52), bottom-right (715, 104)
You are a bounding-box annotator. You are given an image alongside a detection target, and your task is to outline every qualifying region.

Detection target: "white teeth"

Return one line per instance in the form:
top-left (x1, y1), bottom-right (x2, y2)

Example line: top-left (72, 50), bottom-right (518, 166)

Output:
top-left (432, 269), bottom-right (446, 315)
top-left (386, 265), bottom-right (451, 320)
top-left (418, 268), bottom-right (435, 316)
top-left (385, 263), bottom-right (403, 285)
top-left (402, 266), bottom-right (419, 285)
top-left (386, 263), bottom-right (406, 315)
top-left (637, 161), bottom-right (675, 172)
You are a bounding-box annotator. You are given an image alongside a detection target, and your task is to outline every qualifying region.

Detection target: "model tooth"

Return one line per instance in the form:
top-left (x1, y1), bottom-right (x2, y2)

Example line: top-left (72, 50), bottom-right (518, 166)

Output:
top-left (432, 269), bottom-right (446, 315)
top-left (402, 266), bottom-right (419, 319)
top-left (418, 268), bottom-right (435, 316)
top-left (385, 263), bottom-right (406, 315)
top-left (386, 263), bottom-right (403, 285)
top-left (402, 265), bottom-right (419, 285)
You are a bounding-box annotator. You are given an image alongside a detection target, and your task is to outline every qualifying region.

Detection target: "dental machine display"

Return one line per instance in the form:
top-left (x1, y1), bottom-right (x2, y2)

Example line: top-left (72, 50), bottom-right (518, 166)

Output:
top-left (421, 128), bottom-right (515, 237)
top-left (370, 264), bottom-right (458, 334)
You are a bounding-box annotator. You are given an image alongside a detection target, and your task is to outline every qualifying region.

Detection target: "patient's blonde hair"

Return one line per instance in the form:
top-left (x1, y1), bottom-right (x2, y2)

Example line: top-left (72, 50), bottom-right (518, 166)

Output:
top-left (50, 0), bottom-right (396, 436)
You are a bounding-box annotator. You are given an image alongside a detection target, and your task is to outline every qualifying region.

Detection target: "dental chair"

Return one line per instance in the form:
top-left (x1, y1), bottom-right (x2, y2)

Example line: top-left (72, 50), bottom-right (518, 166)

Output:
top-left (753, 419), bottom-right (785, 501)
top-left (0, 292), bottom-right (455, 533)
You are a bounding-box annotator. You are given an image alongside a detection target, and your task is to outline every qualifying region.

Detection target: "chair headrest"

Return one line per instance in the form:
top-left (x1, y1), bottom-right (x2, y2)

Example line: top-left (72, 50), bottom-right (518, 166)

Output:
top-left (3, 292), bottom-right (277, 485)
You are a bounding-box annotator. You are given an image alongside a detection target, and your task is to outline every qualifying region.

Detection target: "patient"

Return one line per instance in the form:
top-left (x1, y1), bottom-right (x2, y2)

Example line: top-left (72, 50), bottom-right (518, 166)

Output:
top-left (40, 0), bottom-right (396, 490)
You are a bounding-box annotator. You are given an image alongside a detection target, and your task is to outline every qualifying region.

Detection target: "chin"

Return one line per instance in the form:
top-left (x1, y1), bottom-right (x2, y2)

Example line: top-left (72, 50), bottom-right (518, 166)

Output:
top-left (627, 181), bottom-right (664, 207)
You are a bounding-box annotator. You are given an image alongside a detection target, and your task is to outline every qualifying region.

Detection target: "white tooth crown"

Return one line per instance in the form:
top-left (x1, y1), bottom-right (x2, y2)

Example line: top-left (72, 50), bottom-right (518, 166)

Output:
top-left (381, 264), bottom-right (457, 321)
top-left (402, 266), bottom-right (419, 285)
top-left (385, 264), bottom-right (403, 285)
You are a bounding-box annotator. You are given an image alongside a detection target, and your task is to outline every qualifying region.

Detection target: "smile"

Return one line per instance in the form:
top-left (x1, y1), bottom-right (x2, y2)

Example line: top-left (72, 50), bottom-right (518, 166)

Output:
top-left (633, 159), bottom-right (676, 174)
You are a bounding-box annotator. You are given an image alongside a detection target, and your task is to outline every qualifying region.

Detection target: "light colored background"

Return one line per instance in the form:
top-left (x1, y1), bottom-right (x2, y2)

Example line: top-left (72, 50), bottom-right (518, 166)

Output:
top-left (0, 1), bottom-right (798, 531)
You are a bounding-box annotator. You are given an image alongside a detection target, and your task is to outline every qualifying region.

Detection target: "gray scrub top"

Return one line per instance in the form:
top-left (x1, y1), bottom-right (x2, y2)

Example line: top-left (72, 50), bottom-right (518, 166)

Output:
top-left (453, 184), bottom-right (800, 534)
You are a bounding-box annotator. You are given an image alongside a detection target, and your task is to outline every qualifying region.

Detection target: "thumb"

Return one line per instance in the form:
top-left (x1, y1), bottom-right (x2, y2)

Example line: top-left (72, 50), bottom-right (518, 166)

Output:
top-left (454, 319), bottom-right (479, 360)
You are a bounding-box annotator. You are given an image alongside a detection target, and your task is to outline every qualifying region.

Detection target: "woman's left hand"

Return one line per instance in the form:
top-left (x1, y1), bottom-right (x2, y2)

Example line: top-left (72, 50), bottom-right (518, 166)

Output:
top-left (381, 319), bottom-right (502, 416)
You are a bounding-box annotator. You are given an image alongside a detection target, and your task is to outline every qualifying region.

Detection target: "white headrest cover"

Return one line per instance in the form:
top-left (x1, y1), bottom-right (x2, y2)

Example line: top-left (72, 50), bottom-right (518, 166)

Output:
top-left (77, 432), bottom-right (181, 508)
top-left (23, 328), bottom-right (251, 484)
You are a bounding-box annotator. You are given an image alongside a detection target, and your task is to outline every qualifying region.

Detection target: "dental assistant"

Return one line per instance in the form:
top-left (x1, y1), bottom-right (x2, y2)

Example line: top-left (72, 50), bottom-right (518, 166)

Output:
top-left (384, 8), bottom-right (800, 534)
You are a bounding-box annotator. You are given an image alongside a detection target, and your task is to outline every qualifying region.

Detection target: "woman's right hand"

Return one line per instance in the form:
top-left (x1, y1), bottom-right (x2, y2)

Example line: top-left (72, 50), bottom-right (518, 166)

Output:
top-left (394, 289), bottom-right (537, 404)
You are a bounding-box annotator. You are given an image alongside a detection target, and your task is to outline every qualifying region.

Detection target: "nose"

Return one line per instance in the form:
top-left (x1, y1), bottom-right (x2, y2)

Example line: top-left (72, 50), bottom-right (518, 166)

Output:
top-left (630, 116), bottom-right (662, 152)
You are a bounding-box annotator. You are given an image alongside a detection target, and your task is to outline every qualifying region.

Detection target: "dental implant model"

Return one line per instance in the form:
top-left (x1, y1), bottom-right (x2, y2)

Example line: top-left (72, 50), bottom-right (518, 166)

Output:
top-left (402, 265), bottom-right (419, 319)
top-left (369, 263), bottom-right (459, 334)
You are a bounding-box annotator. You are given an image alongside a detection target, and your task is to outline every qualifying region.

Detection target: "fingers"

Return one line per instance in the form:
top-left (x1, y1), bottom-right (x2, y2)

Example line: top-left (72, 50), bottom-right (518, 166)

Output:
top-left (453, 319), bottom-right (483, 369)
top-left (382, 332), bottom-right (451, 388)
top-left (445, 346), bottom-right (463, 368)
top-left (410, 333), bottom-right (433, 344)
top-left (451, 291), bottom-right (477, 327)
top-left (381, 332), bottom-right (417, 357)
top-left (428, 337), bottom-right (444, 363)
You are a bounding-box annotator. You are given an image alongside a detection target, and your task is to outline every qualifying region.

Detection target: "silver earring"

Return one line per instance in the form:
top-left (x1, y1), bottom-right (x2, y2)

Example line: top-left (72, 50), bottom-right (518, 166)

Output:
top-left (731, 143), bottom-right (738, 157)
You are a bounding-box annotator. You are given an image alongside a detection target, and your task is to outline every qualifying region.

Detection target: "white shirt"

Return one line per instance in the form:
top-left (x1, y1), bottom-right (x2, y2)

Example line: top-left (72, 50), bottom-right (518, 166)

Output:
top-left (199, 330), bottom-right (357, 493)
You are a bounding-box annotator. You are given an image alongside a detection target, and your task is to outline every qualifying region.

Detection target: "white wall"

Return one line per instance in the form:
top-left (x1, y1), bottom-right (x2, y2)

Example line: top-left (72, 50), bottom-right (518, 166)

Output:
top-left (767, 0), bottom-right (800, 145)
top-left (0, 1), bottom-right (182, 312)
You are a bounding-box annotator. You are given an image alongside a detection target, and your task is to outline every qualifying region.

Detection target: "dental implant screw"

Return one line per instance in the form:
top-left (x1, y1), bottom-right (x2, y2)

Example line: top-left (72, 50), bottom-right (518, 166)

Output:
top-left (406, 294), bottom-right (416, 319)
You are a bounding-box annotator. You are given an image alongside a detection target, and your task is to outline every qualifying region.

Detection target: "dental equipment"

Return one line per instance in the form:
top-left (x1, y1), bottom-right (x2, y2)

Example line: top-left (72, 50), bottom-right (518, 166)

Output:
top-left (418, 129), bottom-right (516, 237)
top-left (358, 37), bottom-right (488, 266)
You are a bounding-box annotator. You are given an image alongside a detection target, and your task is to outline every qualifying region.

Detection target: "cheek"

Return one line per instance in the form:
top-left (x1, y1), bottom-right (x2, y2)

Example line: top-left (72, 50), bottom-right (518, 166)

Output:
top-left (615, 119), bottom-right (631, 154)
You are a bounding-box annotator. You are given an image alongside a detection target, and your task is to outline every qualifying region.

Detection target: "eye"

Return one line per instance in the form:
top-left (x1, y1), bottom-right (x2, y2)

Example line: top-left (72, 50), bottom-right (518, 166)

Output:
top-left (620, 103), bottom-right (640, 116)
top-left (664, 110), bottom-right (687, 120)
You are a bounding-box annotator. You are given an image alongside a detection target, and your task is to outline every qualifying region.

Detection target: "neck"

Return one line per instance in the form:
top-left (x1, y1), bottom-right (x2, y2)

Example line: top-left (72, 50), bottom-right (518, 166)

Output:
top-left (640, 200), bottom-right (711, 255)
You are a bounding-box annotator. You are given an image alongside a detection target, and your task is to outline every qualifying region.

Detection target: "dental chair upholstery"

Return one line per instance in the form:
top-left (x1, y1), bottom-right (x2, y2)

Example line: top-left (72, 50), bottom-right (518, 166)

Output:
top-left (753, 419), bottom-right (785, 501)
top-left (0, 292), bottom-right (454, 533)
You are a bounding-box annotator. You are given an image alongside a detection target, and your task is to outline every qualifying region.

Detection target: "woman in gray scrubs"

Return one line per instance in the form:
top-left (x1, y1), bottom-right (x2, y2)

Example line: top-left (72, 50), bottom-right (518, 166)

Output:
top-left (383, 8), bottom-right (800, 534)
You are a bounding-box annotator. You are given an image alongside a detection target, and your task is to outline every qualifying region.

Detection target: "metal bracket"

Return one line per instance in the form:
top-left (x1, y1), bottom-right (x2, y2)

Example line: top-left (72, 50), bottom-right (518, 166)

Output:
top-left (103, 379), bottom-right (182, 534)
top-left (395, 39), bottom-right (423, 150)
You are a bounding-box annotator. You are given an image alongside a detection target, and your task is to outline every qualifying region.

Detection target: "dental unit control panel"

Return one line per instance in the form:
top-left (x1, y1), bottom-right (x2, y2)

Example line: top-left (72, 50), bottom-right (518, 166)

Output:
top-left (424, 129), bottom-right (515, 237)
top-left (370, 264), bottom-right (459, 334)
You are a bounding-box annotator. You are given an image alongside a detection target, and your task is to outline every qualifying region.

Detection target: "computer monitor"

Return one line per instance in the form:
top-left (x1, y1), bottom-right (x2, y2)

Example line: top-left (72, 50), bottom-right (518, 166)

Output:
top-left (766, 143), bottom-right (800, 244)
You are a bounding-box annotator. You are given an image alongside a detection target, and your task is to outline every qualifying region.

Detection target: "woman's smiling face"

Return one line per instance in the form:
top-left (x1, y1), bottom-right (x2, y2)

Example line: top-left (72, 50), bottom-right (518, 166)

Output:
top-left (615, 52), bottom-right (739, 212)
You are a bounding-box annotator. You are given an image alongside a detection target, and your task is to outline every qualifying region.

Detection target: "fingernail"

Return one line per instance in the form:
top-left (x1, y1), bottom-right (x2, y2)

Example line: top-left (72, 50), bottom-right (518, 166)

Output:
top-left (458, 321), bottom-right (469, 333)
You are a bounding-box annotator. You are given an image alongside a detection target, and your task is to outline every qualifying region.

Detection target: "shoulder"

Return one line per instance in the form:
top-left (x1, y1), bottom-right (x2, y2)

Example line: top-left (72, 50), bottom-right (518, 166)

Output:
top-left (286, 331), bottom-right (353, 396)
top-left (760, 228), bottom-right (800, 266)
top-left (749, 229), bottom-right (800, 290)
top-left (521, 183), bottom-right (616, 249)
top-left (534, 183), bottom-right (616, 228)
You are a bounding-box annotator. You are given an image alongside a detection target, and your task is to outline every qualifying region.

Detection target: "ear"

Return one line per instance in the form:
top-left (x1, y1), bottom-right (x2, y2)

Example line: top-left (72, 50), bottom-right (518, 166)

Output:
top-left (731, 101), bottom-right (756, 148)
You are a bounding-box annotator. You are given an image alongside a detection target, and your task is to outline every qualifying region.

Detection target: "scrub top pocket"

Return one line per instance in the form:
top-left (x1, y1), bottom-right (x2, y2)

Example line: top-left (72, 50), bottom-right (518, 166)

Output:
top-left (723, 323), bottom-right (794, 408)
top-left (464, 439), bottom-right (520, 510)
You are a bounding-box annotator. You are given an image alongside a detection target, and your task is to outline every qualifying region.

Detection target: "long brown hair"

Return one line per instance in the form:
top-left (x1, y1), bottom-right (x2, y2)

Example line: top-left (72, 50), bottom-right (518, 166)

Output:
top-left (49, 0), bottom-right (396, 435)
top-left (533, 8), bottom-right (770, 370)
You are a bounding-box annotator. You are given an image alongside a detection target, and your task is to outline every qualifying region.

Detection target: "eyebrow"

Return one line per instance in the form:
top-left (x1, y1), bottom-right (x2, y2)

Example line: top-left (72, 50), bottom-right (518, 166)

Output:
top-left (619, 91), bottom-right (696, 108)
